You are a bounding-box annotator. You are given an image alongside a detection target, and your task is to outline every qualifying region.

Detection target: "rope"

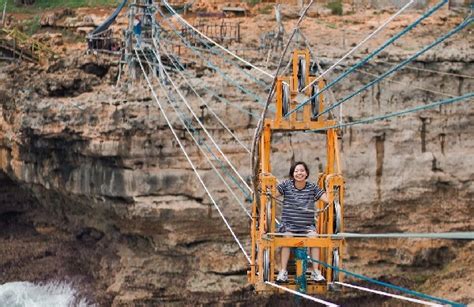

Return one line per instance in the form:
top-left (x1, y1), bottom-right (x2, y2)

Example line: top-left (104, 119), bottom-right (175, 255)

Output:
top-left (294, 248), bottom-right (308, 293)
top-left (353, 66), bottom-right (455, 98)
top-left (376, 59), bottom-right (474, 79)
top-left (157, 9), bottom-right (268, 107)
top-left (314, 56), bottom-right (464, 98)
top-left (308, 257), bottom-right (464, 306)
top-left (149, 47), bottom-right (253, 201)
top-left (300, 0), bottom-right (416, 92)
top-left (162, 0), bottom-right (275, 79)
top-left (284, 0), bottom-right (448, 118)
top-left (266, 231), bottom-right (474, 239)
top-left (155, 48), bottom-right (254, 194)
top-left (262, 189), bottom-right (332, 216)
top-left (144, 54), bottom-right (252, 219)
top-left (159, 49), bottom-right (260, 117)
top-left (310, 92), bottom-right (473, 132)
top-left (265, 282), bottom-right (339, 306)
top-left (250, 0), bottom-right (316, 214)
top-left (158, 29), bottom-right (271, 90)
top-left (155, 40), bottom-right (252, 154)
top-left (134, 48), bottom-right (251, 263)
top-left (335, 282), bottom-right (443, 306)
top-left (314, 15), bottom-right (473, 119)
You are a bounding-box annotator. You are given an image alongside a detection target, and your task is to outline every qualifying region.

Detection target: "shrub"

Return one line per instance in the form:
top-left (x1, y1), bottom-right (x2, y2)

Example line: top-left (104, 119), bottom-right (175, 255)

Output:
top-left (327, 0), bottom-right (343, 16)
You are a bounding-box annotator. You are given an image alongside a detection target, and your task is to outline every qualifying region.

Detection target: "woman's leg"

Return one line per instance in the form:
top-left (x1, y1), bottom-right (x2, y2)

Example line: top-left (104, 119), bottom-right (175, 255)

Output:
top-left (310, 247), bottom-right (320, 271)
top-left (281, 247), bottom-right (291, 271)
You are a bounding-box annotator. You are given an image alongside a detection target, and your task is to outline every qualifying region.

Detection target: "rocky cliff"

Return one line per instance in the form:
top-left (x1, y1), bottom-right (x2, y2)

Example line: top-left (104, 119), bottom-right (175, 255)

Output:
top-left (0, 4), bottom-right (473, 306)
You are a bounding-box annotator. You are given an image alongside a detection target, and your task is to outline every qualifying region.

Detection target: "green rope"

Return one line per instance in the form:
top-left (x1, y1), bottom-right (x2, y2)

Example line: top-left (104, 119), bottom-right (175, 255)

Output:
top-left (294, 248), bottom-right (308, 294)
top-left (310, 92), bottom-right (473, 132)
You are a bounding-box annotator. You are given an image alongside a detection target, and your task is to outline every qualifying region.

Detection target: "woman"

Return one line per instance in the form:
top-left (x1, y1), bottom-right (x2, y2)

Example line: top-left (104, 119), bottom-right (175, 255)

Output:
top-left (275, 161), bottom-right (329, 283)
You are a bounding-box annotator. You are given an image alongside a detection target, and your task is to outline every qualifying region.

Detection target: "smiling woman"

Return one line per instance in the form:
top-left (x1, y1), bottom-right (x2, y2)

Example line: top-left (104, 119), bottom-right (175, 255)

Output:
top-left (274, 161), bottom-right (329, 283)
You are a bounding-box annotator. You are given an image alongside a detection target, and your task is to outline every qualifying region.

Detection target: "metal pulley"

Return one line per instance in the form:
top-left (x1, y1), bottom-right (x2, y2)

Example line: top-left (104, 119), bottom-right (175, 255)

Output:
top-left (297, 57), bottom-right (307, 91)
top-left (332, 248), bottom-right (340, 282)
top-left (311, 84), bottom-right (319, 119)
top-left (282, 82), bottom-right (290, 116)
top-left (333, 186), bottom-right (342, 234)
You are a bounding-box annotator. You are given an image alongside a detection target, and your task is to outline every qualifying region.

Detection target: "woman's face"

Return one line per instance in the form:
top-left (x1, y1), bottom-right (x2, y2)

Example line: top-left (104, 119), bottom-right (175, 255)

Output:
top-left (293, 164), bottom-right (308, 182)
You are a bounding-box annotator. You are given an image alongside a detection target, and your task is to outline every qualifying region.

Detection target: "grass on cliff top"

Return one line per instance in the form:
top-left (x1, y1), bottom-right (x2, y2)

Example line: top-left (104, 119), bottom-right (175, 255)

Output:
top-left (0, 0), bottom-right (121, 13)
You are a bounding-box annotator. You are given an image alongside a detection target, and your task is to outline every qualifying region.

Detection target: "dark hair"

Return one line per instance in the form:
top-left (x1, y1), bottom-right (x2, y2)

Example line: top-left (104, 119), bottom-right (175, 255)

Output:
top-left (289, 161), bottom-right (310, 179)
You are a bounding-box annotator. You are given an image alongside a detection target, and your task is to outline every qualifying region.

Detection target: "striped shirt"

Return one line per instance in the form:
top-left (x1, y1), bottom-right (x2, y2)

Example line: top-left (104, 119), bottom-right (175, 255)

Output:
top-left (277, 179), bottom-right (325, 232)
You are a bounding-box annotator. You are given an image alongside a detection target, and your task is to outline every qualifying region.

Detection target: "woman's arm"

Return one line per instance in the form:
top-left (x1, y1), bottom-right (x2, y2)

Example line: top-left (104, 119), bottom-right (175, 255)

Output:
top-left (319, 192), bottom-right (329, 203)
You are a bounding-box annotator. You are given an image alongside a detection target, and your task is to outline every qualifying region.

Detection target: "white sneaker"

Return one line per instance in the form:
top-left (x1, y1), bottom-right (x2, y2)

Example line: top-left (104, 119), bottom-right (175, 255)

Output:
top-left (311, 270), bottom-right (325, 282)
top-left (276, 270), bottom-right (288, 283)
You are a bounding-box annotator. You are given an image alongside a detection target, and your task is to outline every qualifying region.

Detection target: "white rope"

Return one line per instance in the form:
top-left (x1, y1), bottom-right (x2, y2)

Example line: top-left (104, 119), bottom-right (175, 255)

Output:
top-left (134, 48), bottom-right (251, 263)
top-left (144, 50), bottom-right (252, 219)
top-left (156, 50), bottom-right (253, 194)
top-left (335, 282), bottom-right (442, 306)
top-left (265, 232), bottom-right (474, 239)
top-left (154, 39), bottom-right (251, 154)
top-left (265, 282), bottom-right (339, 306)
top-left (301, 0), bottom-right (415, 92)
top-left (162, 0), bottom-right (274, 79)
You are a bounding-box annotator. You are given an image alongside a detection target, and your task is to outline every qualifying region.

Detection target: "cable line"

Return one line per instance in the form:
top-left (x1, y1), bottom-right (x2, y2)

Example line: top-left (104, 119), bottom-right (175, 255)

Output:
top-left (158, 27), bottom-right (271, 90)
top-left (353, 66), bottom-right (456, 98)
top-left (154, 47), bottom-right (254, 194)
top-left (134, 48), bottom-right (251, 263)
top-left (285, 0), bottom-right (448, 118)
top-left (143, 53), bottom-right (252, 218)
top-left (149, 47), bottom-right (253, 201)
top-left (162, 0), bottom-right (275, 79)
top-left (251, 0), bottom-right (316, 195)
top-left (155, 40), bottom-right (252, 154)
top-left (267, 231), bottom-right (474, 240)
top-left (157, 9), bottom-right (268, 107)
top-left (335, 282), bottom-right (443, 306)
top-left (265, 282), bottom-right (338, 306)
top-left (159, 49), bottom-right (260, 117)
top-left (313, 15), bottom-right (473, 119)
top-left (309, 92), bottom-right (473, 132)
top-left (301, 0), bottom-right (416, 92)
top-left (309, 256), bottom-right (465, 306)
top-left (376, 59), bottom-right (474, 79)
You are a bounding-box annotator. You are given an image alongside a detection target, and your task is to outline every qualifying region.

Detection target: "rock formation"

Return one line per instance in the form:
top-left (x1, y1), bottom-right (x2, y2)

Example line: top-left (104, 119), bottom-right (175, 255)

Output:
top-left (0, 3), bottom-right (473, 305)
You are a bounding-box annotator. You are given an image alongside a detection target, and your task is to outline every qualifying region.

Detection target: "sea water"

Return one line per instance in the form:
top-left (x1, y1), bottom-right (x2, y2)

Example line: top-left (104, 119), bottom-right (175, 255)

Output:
top-left (0, 281), bottom-right (92, 307)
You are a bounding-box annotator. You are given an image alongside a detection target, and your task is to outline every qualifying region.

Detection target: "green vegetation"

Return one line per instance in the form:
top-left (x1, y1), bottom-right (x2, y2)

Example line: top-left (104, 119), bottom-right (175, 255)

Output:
top-left (326, 0), bottom-right (343, 16)
top-left (244, 0), bottom-right (261, 6)
top-left (23, 14), bottom-right (40, 35)
top-left (258, 4), bottom-right (272, 15)
top-left (0, 0), bottom-right (120, 13)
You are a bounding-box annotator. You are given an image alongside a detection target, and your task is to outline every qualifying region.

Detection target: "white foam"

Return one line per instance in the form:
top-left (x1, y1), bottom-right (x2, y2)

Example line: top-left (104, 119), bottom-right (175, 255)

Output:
top-left (0, 281), bottom-right (93, 307)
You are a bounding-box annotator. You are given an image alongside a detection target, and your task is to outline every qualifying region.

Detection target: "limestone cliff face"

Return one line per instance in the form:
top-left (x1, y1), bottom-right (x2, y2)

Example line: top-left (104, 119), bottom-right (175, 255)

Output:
top-left (1, 8), bottom-right (473, 306)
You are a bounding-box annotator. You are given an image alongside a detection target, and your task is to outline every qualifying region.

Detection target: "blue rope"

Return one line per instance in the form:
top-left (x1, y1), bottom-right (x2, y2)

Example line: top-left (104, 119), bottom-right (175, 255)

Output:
top-left (160, 42), bottom-right (261, 118)
top-left (285, 0), bottom-right (448, 118)
top-left (309, 257), bottom-right (465, 307)
top-left (159, 33), bottom-right (271, 91)
top-left (164, 90), bottom-right (253, 201)
top-left (294, 248), bottom-right (308, 294)
top-left (161, 1), bottom-right (271, 90)
top-left (315, 15), bottom-right (473, 118)
top-left (309, 92), bottom-right (473, 132)
top-left (160, 83), bottom-right (253, 201)
top-left (156, 8), bottom-right (268, 107)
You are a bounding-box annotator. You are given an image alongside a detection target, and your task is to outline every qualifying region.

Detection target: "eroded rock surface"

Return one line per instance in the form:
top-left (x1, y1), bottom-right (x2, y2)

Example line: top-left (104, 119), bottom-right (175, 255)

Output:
top-left (0, 4), bottom-right (473, 306)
